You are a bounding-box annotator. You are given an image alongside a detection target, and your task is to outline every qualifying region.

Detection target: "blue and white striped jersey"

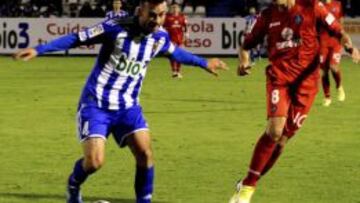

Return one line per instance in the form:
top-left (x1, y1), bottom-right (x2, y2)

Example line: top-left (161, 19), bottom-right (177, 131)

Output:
top-left (35, 17), bottom-right (207, 111)
top-left (105, 10), bottom-right (129, 20)
top-left (79, 18), bottom-right (178, 110)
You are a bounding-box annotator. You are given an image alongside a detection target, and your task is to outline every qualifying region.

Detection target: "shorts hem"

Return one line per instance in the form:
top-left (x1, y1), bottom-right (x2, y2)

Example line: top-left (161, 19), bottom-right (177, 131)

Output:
top-left (80, 134), bottom-right (107, 143)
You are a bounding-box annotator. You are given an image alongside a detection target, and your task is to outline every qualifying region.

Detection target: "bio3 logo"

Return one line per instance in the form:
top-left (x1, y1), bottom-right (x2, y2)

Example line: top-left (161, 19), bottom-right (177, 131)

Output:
top-left (0, 22), bottom-right (30, 49)
top-left (115, 54), bottom-right (147, 77)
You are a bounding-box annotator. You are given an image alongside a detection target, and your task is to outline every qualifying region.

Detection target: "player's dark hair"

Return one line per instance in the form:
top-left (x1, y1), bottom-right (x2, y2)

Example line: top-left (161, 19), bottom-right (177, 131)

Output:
top-left (140, 0), bottom-right (166, 5)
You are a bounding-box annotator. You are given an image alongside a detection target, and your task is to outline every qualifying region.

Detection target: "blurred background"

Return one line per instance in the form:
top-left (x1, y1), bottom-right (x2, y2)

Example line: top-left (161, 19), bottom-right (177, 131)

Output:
top-left (0, 0), bottom-right (359, 18)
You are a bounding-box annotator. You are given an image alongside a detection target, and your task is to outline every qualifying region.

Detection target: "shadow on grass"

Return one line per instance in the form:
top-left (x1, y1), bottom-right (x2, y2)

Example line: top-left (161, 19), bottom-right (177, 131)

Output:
top-left (0, 192), bottom-right (167, 203)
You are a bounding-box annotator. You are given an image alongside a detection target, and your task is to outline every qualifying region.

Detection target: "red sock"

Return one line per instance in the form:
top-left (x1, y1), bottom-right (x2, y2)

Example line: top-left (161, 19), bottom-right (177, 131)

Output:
top-left (243, 133), bottom-right (277, 186)
top-left (322, 72), bottom-right (331, 98)
top-left (331, 70), bottom-right (342, 89)
top-left (176, 62), bottom-right (181, 73)
top-left (170, 60), bottom-right (177, 73)
top-left (261, 144), bottom-right (284, 176)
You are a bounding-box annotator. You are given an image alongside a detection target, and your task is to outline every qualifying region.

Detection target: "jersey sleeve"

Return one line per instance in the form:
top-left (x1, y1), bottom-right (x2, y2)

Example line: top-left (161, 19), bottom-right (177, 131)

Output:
top-left (159, 32), bottom-right (176, 54)
top-left (242, 10), bottom-right (268, 50)
top-left (316, 2), bottom-right (342, 36)
top-left (77, 19), bottom-right (121, 45)
top-left (35, 19), bottom-right (121, 55)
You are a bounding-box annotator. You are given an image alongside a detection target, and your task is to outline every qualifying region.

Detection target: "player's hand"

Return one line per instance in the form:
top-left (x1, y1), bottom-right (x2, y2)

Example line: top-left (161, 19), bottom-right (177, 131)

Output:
top-left (351, 47), bottom-right (360, 64)
top-left (205, 58), bottom-right (228, 76)
top-left (237, 64), bottom-right (252, 76)
top-left (13, 48), bottom-right (38, 61)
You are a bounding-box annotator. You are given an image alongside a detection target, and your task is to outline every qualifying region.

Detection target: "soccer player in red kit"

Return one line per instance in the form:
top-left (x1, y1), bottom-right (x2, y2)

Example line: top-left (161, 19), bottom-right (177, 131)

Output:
top-left (229, 0), bottom-right (359, 202)
top-left (319, 0), bottom-right (345, 106)
top-left (164, 2), bottom-right (188, 78)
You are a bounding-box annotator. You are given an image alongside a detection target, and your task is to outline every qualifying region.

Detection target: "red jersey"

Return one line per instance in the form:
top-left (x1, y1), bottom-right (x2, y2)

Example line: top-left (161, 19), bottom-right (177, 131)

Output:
top-left (163, 13), bottom-right (187, 45)
top-left (319, 0), bottom-right (343, 47)
top-left (243, 0), bottom-right (342, 84)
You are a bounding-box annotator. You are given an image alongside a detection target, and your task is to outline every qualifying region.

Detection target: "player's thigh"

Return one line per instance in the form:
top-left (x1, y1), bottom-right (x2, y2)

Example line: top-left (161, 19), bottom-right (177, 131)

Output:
top-left (127, 130), bottom-right (152, 158)
top-left (77, 104), bottom-right (112, 168)
top-left (266, 82), bottom-right (291, 140)
top-left (82, 137), bottom-right (106, 168)
top-left (320, 46), bottom-right (331, 72)
top-left (329, 45), bottom-right (342, 71)
top-left (266, 81), bottom-right (291, 118)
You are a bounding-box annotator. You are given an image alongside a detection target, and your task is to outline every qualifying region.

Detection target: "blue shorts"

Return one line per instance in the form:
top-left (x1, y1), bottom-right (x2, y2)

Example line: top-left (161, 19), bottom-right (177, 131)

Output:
top-left (76, 104), bottom-right (149, 147)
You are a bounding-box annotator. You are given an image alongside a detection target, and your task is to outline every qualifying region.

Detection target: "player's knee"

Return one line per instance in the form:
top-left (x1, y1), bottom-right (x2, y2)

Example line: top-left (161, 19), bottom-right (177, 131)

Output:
top-left (330, 65), bottom-right (339, 72)
top-left (267, 127), bottom-right (283, 142)
top-left (83, 155), bottom-right (105, 173)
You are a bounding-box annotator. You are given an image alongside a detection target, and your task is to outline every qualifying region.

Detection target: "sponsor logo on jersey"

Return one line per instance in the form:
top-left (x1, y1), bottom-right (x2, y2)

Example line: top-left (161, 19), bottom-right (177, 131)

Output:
top-left (114, 53), bottom-right (146, 77)
top-left (269, 21), bottom-right (281, 28)
top-left (152, 41), bottom-right (159, 53)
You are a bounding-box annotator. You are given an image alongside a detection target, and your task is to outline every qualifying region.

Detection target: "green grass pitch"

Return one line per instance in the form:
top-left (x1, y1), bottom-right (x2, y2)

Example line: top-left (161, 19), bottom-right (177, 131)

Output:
top-left (0, 56), bottom-right (359, 203)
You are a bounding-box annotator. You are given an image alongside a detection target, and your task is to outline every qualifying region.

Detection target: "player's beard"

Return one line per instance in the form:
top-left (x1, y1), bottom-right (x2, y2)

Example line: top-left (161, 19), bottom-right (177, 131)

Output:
top-left (147, 21), bottom-right (159, 33)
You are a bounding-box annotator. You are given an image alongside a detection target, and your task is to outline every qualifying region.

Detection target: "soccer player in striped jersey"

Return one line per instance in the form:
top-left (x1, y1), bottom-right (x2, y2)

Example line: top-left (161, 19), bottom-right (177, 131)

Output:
top-left (14, 0), bottom-right (227, 203)
top-left (105, 0), bottom-right (128, 20)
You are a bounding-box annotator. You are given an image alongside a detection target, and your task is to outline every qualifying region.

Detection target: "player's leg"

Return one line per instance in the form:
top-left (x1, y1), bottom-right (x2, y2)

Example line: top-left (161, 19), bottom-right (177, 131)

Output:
top-left (67, 105), bottom-right (111, 203)
top-left (242, 116), bottom-right (287, 186)
top-left (112, 105), bottom-right (153, 203)
top-left (320, 47), bottom-right (332, 106)
top-left (173, 42), bottom-right (183, 78)
top-left (128, 131), bottom-right (154, 203)
top-left (260, 135), bottom-right (288, 176)
top-left (329, 46), bottom-right (345, 101)
top-left (229, 83), bottom-right (290, 203)
top-left (170, 59), bottom-right (178, 77)
top-left (229, 117), bottom-right (287, 203)
top-left (176, 61), bottom-right (182, 78)
top-left (262, 75), bottom-right (318, 177)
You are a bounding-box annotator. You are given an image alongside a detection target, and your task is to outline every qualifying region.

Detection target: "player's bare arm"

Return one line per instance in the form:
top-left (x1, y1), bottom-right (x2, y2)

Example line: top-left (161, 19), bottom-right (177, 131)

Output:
top-left (340, 30), bottom-right (360, 63)
top-left (168, 46), bottom-right (228, 77)
top-left (13, 48), bottom-right (38, 61)
top-left (237, 47), bottom-right (251, 76)
top-left (206, 58), bottom-right (228, 76)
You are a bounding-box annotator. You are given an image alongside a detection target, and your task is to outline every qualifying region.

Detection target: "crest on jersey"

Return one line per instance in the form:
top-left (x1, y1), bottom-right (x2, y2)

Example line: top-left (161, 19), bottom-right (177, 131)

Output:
top-left (88, 24), bottom-right (105, 39)
top-left (152, 41), bottom-right (159, 53)
top-left (294, 15), bottom-right (303, 25)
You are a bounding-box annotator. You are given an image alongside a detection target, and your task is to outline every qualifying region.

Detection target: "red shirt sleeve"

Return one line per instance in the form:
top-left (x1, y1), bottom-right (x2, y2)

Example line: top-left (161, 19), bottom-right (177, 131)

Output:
top-left (316, 2), bottom-right (342, 36)
top-left (243, 9), bottom-right (268, 50)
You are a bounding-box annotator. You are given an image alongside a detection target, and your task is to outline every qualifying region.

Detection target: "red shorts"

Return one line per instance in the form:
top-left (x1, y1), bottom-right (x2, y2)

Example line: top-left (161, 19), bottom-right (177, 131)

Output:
top-left (266, 68), bottom-right (319, 138)
top-left (320, 44), bottom-right (342, 67)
